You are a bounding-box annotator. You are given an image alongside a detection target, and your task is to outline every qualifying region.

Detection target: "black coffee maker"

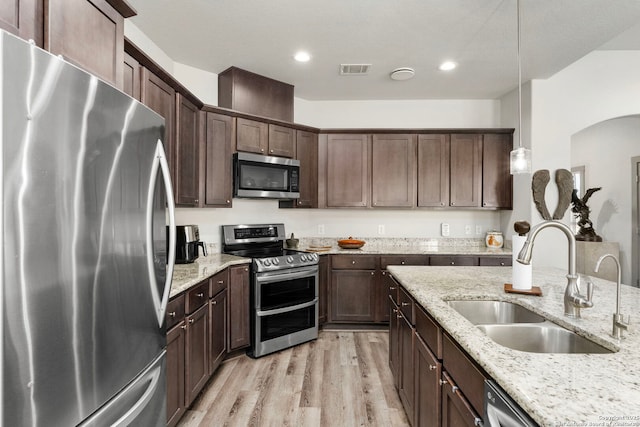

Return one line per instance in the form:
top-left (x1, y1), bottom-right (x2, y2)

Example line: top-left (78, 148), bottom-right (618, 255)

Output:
top-left (168, 225), bottom-right (207, 264)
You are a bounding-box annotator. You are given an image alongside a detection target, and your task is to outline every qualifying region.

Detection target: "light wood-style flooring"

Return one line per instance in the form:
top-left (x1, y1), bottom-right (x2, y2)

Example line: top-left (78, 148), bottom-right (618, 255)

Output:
top-left (178, 330), bottom-right (410, 427)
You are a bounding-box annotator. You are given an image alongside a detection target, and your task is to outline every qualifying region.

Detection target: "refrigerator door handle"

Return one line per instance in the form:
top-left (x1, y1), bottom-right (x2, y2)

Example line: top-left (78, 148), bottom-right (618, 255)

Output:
top-left (146, 140), bottom-right (176, 327)
top-left (110, 363), bottom-right (162, 427)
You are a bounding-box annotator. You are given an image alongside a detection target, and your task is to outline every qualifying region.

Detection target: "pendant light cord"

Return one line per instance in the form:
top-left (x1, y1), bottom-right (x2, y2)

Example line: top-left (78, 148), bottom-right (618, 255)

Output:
top-left (517, 0), bottom-right (523, 150)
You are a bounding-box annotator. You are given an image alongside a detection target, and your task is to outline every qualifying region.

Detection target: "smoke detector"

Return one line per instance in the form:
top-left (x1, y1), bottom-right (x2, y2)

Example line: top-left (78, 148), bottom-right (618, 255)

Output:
top-left (340, 64), bottom-right (371, 75)
top-left (390, 67), bottom-right (415, 81)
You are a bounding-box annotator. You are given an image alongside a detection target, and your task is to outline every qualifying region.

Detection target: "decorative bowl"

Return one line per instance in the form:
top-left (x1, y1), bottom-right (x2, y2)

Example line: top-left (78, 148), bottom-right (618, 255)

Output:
top-left (337, 237), bottom-right (365, 249)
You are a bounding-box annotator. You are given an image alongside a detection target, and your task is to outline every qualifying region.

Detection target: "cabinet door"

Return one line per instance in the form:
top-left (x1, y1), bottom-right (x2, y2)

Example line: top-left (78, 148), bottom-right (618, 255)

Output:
top-left (268, 124), bottom-right (295, 158)
top-left (378, 271), bottom-right (395, 323)
top-left (236, 117), bottom-right (268, 154)
top-left (0, 0), bottom-right (42, 46)
top-left (326, 134), bottom-right (369, 207)
top-left (45, 0), bottom-right (124, 88)
top-left (185, 304), bottom-right (209, 406)
top-left (295, 130), bottom-right (318, 208)
top-left (415, 334), bottom-right (441, 427)
top-left (429, 255), bottom-right (479, 266)
top-left (371, 134), bottom-right (416, 207)
top-left (203, 112), bottom-right (233, 207)
top-left (318, 255), bottom-right (329, 324)
top-left (482, 133), bottom-right (513, 208)
top-left (166, 321), bottom-right (185, 427)
top-left (330, 270), bottom-right (376, 322)
top-left (398, 312), bottom-right (415, 425)
top-left (209, 290), bottom-right (227, 375)
top-left (389, 299), bottom-right (400, 389)
top-left (141, 68), bottom-right (176, 177)
top-left (122, 51), bottom-right (140, 100)
top-left (228, 265), bottom-right (250, 351)
top-left (417, 134), bottom-right (450, 207)
top-left (441, 372), bottom-right (482, 427)
top-left (174, 94), bottom-right (200, 206)
top-left (450, 134), bottom-right (482, 207)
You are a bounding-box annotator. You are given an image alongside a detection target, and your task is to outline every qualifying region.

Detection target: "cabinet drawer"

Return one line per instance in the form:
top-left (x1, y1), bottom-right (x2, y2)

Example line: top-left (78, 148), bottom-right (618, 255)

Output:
top-left (386, 272), bottom-right (400, 305)
top-left (429, 255), bottom-right (479, 266)
top-left (331, 255), bottom-right (377, 270)
top-left (166, 294), bottom-right (185, 330)
top-left (415, 304), bottom-right (442, 359)
top-left (479, 256), bottom-right (512, 266)
top-left (209, 269), bottom-right (229, 297)
top-left (185, 280), bottom-right (209, 314)
top-left (442, 334), bottom-right (486, 415)
top-left (398, 287), bottom-right (414, 324)
top-left (380, 255), bottom-right (427, 269)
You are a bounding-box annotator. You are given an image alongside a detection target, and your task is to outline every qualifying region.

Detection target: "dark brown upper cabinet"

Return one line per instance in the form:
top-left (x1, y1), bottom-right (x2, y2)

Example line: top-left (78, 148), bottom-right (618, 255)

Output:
top-left (122, 51), bottom-right (140, 100)
top-left (174, 94), bottom-right (200, 207)
top-left (417, 134), bottom-right (450, 207)
top-left (0, 0), bottom-right (43, 46)
top-left (371, 134), bottom-right (417, 208)
top-left (449, 134), bottom-right (482, 207)
top-left (236, 117), bottom-right (268, 155)
top-left (202, 112), bottom-right (233, 208)
top-left (267, 124), bottom-right (295, 158)
top-left (294, 130), bottom-right (318, 208)
top-left (482, 133), bottom-right (513, 209)
top-left (325, 134), bottom-right (370, 208)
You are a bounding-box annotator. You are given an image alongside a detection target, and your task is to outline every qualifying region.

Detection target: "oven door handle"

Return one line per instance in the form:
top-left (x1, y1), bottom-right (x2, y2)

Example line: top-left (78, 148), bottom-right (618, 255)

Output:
top-left (255, 266), bottom-right (318, 283)
top-left (256, 298), bottom-right (318, 317)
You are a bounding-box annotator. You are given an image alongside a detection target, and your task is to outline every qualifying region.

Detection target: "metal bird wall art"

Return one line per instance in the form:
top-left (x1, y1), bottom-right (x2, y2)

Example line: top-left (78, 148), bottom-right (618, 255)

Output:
top-left (571, 187), bottom-right (602, 241)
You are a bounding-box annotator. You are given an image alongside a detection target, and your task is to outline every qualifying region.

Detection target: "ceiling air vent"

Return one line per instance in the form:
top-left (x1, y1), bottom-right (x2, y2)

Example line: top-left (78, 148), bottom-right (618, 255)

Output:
top-left (339, 64), bottom-right (371, 75)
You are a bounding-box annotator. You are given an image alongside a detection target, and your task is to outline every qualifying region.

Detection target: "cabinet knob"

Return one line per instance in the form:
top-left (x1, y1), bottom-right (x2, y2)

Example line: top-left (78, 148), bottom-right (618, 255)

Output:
top-left (392, 309), bottom-right (398, 314)
top-left (500, 262), bottom-right (505, 266)
top-left (373, 202), bottom-right (377, 206)
top-left (401, 261), bottom-right (405, 265)
top-left (180, 324), bottom-right (187, 330)
top-left (397, 314), bottom-right (403, 319)
top-left (450, 261), bottom-right (455, 265)
top-left (382, 271), bottom-right (386, 276)
top-left (389, 286), bottom-right (396, 291)
top-left (439, 379), bottom-right (448, 386)
top-left (371, 272), bottom-right (375, 276)
top-left (261, 148), bottom-right (265, 152)
top-left (298, 201), bottom-right (302, 205)
top-left (352, 260), bottom-right (356, 265)
top-left (189, 319), bottom-right (194, 324)
top-left (168, 311), bottom-right (176, 318)
top-left (226, 200), bottom-right (230, 204)
top-left (270, 149), bottom-right (274, 153)
top-left (401, 302), bottom-right (410, 307)
top-left (196, 292), bottom-right (204, 298)
top-left (244, 267), bottom-right (249, 272)
top-left (451, 202), bottom-right (455, 206)
top-left (441, 202), bottom-right (445, 206)
top-left (213, 301), bottom-right (217, 305)
top-left (483, 202), bottom-right (487, 206)
top-left (429, 365), bottom-right (437, 371)
top-left (218, 280), bottom-right (224, 284)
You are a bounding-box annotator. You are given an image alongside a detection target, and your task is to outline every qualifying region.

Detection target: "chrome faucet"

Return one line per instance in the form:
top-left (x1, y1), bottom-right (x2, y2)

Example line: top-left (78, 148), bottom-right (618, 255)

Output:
top-left (595, 254), bottom-right (630, 339)
top-left (516, 220), bottom-right (594, 318)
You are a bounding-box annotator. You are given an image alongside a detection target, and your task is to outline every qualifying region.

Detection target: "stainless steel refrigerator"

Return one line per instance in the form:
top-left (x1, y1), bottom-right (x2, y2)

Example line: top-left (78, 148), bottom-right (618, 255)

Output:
top-left (0, 31), bottom-right (177, 426)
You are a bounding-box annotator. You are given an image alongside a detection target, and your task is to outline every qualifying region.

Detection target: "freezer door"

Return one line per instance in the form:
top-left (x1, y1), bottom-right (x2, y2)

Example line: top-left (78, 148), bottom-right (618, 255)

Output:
top-left (1, 32), bottom-right (172, 426)
top-left (79, 352), bottom-right (167, 427)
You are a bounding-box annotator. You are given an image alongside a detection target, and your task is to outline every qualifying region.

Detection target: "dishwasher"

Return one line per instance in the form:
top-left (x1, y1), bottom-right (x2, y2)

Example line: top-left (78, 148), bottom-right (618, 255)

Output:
top-left (484, 380), bottom-right (539, 427)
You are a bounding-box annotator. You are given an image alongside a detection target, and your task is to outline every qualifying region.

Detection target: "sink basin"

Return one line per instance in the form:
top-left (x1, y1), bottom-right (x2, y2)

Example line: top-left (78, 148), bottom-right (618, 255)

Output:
top-left (477, 323), bottom-right (613, 354)
top-left (447, 300), bottom-right (545, 324)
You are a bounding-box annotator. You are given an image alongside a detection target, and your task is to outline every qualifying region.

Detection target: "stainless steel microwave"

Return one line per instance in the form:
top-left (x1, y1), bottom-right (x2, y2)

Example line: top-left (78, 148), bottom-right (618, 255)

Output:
top-left (233, 152), bottom-right (300, 199)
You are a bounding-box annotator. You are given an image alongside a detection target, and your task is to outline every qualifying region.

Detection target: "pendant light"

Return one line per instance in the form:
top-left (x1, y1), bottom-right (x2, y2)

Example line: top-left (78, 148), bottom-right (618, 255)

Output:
top-left (510, 0), bottom-right (532, 175)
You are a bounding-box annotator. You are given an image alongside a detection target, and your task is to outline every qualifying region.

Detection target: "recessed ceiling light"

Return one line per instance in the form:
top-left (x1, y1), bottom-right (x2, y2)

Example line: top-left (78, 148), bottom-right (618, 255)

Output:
top-left (438, 61), bottom-right (457, 71)
top-left (390, 67), bottom-right (415, 81)
top-left (294, 51), bottom-right (311, 62)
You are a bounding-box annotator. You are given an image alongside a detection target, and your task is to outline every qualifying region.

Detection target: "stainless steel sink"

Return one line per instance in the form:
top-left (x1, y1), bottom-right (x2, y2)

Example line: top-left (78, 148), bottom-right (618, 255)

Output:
top-left (447, 300), bottom-right (614, 354)
top-left (447, 300), bottom-right (545, 324)
top-left (477, 323), bottom-right (613, 354)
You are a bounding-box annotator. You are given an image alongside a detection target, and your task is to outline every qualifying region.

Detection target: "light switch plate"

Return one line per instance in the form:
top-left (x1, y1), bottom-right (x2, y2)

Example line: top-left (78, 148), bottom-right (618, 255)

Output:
top-left (441, 223), bottom-right (450, 237)
top-left (318, 224), bottom-right (325, 235)
top-left (378, 224), bottom-right (385, 235)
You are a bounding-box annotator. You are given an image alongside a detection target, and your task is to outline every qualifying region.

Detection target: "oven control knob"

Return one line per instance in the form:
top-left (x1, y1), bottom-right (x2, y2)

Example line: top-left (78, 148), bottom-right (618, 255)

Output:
top-left (272, 258), bottom-right (280, 265)
top-left (310, 253), bottom-right (318, 261)
top-left (262, 259), bottom-right (271, 267)
top-left (286, 256), bottom-right (294, 263)
top-left (300, 254), bottom-right (307, 262)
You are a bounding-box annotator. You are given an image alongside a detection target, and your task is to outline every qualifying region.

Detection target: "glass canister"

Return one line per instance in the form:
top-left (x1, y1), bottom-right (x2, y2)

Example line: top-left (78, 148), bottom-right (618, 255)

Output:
top-left (485, 231), bottom-right (504, 248)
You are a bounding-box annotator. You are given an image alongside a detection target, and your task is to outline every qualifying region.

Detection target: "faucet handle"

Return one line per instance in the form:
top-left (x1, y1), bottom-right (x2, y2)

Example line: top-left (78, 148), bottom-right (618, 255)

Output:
top-left (586, 279), bottom-right (594, 303)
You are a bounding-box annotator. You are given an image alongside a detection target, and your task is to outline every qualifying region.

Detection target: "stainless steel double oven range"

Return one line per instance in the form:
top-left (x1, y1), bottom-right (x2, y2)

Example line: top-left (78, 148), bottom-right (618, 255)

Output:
top-left (222, 224), bottom-right (319, 358)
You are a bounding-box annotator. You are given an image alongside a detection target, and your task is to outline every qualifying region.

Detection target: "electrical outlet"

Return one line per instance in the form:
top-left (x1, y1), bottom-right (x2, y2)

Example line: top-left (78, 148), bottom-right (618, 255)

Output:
top-left (318, 224), bottom-right (325, 235)
top-left (441, 223), bottom-right (450, 237)
top-left (378, 224), bottom-right (385, 235)
top-left (476, 225), bottom-right (482, 235)
top-left (465, 225), bottom-right (472, 235)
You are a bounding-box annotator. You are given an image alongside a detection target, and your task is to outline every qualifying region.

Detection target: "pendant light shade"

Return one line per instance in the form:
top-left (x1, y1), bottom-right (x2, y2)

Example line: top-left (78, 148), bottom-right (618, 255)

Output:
top-left (510, 0), bottom-right (532, 175)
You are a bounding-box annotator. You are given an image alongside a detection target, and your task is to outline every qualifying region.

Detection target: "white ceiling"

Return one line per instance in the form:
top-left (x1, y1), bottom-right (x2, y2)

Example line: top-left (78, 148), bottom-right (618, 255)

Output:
top-left (127, 0), bottom-right (640, 101)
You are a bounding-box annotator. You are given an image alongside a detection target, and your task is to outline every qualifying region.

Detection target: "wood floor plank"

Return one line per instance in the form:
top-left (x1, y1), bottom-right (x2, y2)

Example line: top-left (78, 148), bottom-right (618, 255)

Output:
top-left (178, 331), bottom-right (410, 427)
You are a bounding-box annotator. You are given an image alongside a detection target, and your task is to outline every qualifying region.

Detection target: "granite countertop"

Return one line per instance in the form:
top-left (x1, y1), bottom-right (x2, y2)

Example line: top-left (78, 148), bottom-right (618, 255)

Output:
top-left (387, 265), bottom-right (640, 426)
top-left (295, 237), bottom-right (512, 256)
top-left (170, 253), bottom-right (250, 298)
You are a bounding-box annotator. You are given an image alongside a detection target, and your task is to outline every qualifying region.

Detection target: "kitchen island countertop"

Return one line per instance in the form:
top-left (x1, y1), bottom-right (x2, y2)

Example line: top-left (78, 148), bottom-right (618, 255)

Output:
top-left (387, 265), bottom-right (640, 426)
top-left (170, 253), bottom-right (250, 298)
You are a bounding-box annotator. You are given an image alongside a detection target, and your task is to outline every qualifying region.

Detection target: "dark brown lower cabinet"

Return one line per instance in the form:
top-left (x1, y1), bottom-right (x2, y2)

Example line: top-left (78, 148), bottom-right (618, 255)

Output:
top-left (441, 371), bottom-right (482, 427)
top-left (209, 290), bottom-right (227, 375)
top-left (318, 255), bottom-right (329, 324)
top-left (330, 269), bottom-right (377, 322)
top-left (228, 265), bottom-right (250, 351)
top-left (166, 320), bottom-right (185, 427)
top-left (415, 334), bottom-right (441, 427)
top-left (398, 311), bottom-right (415, 424)
top-left (389, 299), bottom-right (400, 388)
top-left (185, 303), bottom-right (209, 406)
